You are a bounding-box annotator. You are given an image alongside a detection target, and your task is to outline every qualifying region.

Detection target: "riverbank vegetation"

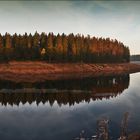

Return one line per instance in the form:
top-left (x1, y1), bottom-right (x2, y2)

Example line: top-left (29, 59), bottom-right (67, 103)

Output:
top-left (0, 62), bottom-right (139, 82)
top-left (0, 32), bottom-right (130, 63)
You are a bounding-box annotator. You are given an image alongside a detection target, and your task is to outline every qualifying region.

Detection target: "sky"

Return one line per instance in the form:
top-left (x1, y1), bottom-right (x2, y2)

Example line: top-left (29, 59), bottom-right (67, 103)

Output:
top-left (0, 1), bottom-right (140, 54)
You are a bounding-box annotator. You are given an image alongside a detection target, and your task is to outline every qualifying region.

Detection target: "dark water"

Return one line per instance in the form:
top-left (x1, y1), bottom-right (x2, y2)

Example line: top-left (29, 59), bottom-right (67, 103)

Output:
top-left (0, 73), bottom-right (139, 140)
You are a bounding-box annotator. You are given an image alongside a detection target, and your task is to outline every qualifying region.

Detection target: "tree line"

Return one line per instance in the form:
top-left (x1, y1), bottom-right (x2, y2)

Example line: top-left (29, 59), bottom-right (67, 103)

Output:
top-left (130, 55), bottom-right (140, 61)
top-left (0, 32), bottom-right (130, 63)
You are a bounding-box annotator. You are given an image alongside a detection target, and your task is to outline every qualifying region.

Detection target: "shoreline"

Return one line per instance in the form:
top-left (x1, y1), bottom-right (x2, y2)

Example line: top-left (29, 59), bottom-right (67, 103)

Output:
top-left (0, 61), bottom-right (139, 82)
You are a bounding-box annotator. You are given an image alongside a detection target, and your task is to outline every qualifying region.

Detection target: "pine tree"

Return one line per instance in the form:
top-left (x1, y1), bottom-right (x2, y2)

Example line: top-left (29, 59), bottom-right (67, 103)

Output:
top-left (0, 34), bottom-right (3, 48)
top-left (5, 32), bottom-right (12, 48)
top-left (33, 31), bottom-right (40, 48)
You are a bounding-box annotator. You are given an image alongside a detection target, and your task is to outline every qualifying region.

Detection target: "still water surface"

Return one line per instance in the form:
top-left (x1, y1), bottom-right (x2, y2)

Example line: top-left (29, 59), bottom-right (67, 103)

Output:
top-left (0, 73), bottom-right (139, 140)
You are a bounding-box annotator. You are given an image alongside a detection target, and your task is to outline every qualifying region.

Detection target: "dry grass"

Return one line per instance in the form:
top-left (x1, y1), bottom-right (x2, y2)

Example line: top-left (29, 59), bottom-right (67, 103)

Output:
top-left (0, 61), bottom-right (139, 82)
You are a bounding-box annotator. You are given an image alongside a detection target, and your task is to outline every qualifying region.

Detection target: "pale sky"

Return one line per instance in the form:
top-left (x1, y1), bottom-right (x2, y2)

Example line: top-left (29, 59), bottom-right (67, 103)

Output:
top-left (0, 0), bottom-right (140, 54)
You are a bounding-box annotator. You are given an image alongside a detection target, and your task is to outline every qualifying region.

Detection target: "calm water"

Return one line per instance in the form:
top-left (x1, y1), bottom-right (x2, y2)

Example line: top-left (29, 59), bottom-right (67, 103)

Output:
top-left (0, 73), bottom-right (139, 140)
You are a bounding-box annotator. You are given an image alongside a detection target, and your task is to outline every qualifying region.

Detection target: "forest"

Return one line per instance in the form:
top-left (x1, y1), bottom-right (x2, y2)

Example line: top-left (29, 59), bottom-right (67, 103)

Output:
top-left (0, 32), bottom-right (130, 63)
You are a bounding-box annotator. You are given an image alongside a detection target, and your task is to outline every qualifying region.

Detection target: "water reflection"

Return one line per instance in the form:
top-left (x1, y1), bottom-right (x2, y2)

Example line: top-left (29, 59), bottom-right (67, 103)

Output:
top-left (0, 74), bottom-right (129, 106)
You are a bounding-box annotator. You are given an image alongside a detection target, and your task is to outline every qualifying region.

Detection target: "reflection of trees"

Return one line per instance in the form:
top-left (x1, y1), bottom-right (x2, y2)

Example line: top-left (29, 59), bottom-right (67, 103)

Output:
top-left (0, 74), bottom-right (129, 106)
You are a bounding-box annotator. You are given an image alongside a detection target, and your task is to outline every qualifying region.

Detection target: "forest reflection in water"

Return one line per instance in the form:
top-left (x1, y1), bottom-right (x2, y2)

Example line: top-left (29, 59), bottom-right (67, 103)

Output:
top-left (0, 74), bottom-right (129, 106)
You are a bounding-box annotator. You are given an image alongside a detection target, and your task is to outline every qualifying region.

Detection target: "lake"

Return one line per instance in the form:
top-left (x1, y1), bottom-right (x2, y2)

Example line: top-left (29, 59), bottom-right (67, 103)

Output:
top-left (0, 72), bottom-right (139, 140)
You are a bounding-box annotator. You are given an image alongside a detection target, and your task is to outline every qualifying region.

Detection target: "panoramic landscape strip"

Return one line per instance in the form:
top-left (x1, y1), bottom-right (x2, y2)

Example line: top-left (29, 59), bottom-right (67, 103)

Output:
top-left (0, 32), bottom-right (139, 82)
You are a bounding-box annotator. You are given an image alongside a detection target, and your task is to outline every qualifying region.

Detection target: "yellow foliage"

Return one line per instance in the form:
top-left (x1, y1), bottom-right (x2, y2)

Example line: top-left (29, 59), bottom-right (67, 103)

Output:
top-left (41, 48), bottom-right (46, 55)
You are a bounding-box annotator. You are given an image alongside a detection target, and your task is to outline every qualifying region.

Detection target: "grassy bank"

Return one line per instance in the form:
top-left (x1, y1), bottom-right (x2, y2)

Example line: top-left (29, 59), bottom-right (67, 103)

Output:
top-left (0, 61), bottom-right (139, 82)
